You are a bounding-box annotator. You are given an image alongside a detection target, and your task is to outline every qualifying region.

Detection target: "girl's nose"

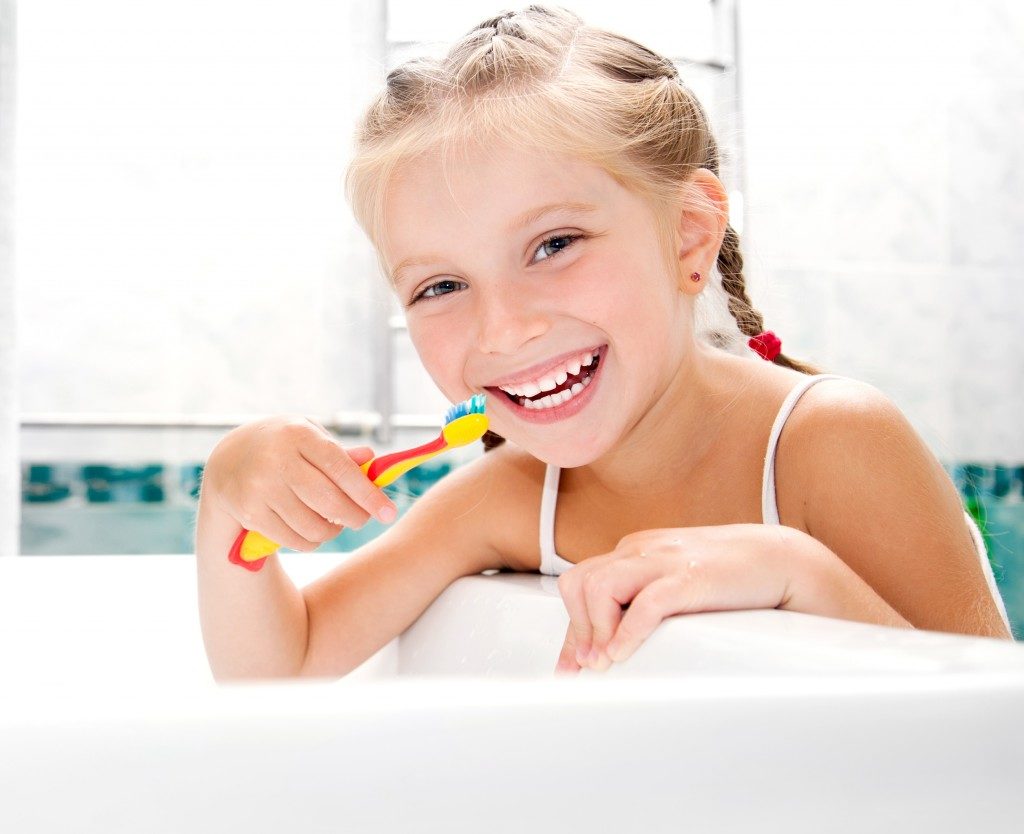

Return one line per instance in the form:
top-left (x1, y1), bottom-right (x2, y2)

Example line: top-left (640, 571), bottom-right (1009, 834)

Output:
top-left (474, 285), bottom-right (549, 355)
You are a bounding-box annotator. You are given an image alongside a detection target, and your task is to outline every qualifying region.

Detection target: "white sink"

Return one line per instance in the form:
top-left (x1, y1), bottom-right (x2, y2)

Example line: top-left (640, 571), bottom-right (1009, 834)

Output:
top-left (1, 554), bottom-right (1022, 833)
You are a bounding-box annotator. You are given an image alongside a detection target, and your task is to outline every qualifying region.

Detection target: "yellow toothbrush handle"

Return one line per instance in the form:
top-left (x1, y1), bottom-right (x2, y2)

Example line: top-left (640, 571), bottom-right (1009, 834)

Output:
top-left (361, 450), bottom-right (447, 488)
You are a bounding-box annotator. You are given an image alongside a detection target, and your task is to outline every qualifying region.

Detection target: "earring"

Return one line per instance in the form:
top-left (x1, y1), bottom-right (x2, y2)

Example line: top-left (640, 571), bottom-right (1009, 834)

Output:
top-left (690, 271), bottom-right (701, 282)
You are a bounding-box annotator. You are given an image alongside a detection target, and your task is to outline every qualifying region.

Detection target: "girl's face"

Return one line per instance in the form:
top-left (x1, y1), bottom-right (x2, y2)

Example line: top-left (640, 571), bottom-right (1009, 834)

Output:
top-left (381, 141), bottom-right (693, 467)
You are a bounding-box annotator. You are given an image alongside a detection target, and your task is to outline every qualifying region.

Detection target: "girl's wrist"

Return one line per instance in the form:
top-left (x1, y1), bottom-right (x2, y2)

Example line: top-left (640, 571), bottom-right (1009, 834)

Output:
top-left (195, 486), bottom-right (244, 554)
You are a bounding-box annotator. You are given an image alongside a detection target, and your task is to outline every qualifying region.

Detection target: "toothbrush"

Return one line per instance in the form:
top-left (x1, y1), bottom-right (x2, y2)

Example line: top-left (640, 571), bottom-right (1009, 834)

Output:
top-left (227, 393), bottom-right (488, 572)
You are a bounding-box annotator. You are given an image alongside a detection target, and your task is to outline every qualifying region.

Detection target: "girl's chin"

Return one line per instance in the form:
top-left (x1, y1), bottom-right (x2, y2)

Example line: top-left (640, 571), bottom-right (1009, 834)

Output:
top-left (495, 430), bottom-right (611, 469)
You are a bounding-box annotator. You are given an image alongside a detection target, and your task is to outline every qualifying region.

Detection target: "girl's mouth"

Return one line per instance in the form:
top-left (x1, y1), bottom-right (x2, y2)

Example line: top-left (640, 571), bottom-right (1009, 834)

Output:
top-left (485, 344), bottom-right (606, 424)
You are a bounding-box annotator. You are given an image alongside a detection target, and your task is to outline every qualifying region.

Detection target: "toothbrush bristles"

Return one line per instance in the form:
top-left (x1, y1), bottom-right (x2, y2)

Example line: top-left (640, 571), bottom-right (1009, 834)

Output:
top-left (444, 393), bottom-right (487, 425)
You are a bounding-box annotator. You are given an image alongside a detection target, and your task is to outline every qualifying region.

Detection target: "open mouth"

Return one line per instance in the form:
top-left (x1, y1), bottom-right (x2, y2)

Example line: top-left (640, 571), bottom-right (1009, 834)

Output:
top-left (485, 344), bottom-right (606, 421)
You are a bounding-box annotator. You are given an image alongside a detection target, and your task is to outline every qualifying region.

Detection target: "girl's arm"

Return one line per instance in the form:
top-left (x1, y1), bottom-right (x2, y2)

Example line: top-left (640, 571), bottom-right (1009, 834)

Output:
top-left (197, 449), bottom-right (507, 682)
top-left (782, 378), bottom-right (1012, 640)
top-left (196, 494), bottom-right (311, 680)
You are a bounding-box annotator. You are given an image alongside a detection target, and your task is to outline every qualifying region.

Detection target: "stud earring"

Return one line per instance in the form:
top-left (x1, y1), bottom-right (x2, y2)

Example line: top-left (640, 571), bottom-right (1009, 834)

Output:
top-left (690, 271), bottom-right (701, 282)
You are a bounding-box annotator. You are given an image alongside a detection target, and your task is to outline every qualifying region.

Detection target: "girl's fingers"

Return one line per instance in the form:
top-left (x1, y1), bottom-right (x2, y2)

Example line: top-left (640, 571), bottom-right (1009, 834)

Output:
top-left (553, 621), bottom-right (582, 675)
top-left (584, 557), bottom-right (666, 665)
top-left (556, 568), bottom-right (595, 665)
top-left (582, 586), bottom-right (627, 668)
top-left (298, 432), bottom-right (397, 524)
top-left (288, 458), bottom-right (372, 530)
top-left (345, 445), bottom-right (376, 465)
top-left (267, 490), bottom-right (337, 552)
top-left (605, 576), bottom-right (685, 663)
top-left (251, 506), bottom-right (319, 554)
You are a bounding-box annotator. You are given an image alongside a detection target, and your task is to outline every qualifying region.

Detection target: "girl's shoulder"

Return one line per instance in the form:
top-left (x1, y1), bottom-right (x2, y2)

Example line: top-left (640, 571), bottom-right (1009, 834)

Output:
top-left (772, 372), bottom-right (906, 520)
top-left (770, 374), bottom-right (1008, 633)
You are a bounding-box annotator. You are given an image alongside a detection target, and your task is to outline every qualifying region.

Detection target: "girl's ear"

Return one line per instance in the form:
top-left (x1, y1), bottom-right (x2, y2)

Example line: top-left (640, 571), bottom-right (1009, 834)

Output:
top-left (674, 168), bottom-right (729, 291)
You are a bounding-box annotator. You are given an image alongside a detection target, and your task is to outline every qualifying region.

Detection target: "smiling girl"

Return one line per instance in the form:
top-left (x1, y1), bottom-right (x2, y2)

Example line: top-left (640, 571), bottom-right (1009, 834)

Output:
top-left (196, 5), bottom-right (1012, 682)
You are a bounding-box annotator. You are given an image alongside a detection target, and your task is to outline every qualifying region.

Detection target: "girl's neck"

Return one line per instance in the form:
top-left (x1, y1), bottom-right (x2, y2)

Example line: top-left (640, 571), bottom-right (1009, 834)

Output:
top-left (565, 342), bottom-right (758, 502)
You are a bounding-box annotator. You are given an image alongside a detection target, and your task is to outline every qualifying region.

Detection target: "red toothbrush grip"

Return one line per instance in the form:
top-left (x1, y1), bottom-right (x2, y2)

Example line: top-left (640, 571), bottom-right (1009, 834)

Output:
top-left (228, 528), bottom-right (268, 572)
top-left (364, 434), bottom-right (447, 482)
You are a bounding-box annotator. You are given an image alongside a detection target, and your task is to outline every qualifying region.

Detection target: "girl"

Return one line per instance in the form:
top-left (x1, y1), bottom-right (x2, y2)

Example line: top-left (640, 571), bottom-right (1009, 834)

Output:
top-left (196, 5), bottom-right (1013, 682)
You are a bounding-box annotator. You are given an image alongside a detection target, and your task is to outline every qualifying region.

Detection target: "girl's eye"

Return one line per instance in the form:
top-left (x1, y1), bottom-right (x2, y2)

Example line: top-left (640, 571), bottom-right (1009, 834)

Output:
top-left (407, 233), bottom-right (582, 305)
top-left (532, 233), bottom-right (581, 264)
top-left (410, 279), bottom-right (467, 305)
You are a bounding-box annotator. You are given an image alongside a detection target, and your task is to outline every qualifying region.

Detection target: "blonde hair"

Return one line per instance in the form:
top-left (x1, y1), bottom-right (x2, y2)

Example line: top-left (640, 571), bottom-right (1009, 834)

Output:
top-left (345, 5), bottom-right (822, 447)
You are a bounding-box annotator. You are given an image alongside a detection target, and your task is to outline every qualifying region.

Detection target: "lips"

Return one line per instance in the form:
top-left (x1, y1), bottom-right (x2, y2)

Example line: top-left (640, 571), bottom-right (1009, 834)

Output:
top-left (485, 344), bottom-right (607, 425)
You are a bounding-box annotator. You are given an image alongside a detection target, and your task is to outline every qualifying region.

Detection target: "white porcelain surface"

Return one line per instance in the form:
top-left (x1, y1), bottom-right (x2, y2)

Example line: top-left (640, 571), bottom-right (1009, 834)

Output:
top-left (1, 554), bottom-right (1023, 832)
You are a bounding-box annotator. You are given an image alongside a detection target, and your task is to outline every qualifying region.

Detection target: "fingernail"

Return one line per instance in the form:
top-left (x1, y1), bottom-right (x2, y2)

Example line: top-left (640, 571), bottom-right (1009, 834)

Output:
top-left (377, 504), bottom-right (397, 523)
top-left (587, 648), bottom-right (600, 665)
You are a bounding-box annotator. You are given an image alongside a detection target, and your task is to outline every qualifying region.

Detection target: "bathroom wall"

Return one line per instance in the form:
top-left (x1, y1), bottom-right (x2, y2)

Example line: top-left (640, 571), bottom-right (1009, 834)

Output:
top-left (1, 0), bottom-right (16, 556)
top-left (739, 0), bottom-right (1023, 462)
top-left (14, 0), bottom-right (388, 451)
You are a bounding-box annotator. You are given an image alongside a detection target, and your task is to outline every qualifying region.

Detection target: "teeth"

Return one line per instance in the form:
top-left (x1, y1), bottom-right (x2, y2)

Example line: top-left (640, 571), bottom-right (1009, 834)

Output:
top-left (516, 366), bottom-right (595, 411)
top-left (499, 347), bottom-right (601, 398)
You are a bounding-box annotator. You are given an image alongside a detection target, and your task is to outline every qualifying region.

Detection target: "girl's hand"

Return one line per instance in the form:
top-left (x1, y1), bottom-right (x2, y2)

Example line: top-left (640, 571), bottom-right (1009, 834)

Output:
top-left (202, 416), bottom-right (398, 552)
top-left (552, 523), bottom-right (908, 675)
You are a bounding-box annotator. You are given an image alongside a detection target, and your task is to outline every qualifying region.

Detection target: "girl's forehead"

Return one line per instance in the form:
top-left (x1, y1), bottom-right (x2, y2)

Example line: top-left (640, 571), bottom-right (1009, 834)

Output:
top-left (393, 142), bottom-right (604, 199)
top-left (383, 143), bottom-right (621, 235)
top-left (381, 148), bottom-right (624, 285)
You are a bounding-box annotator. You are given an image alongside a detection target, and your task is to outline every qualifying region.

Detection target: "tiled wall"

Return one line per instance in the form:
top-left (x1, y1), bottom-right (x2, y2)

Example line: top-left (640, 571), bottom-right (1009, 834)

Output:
top-left (739, 0), bottom-right (1024, 461)
top-left (14, 1), bottom-right (387, 423)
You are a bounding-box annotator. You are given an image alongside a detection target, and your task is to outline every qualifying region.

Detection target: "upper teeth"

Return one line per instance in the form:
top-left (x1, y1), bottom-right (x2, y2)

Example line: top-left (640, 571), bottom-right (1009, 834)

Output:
top-left (498, 349), bottom-right (599, 398)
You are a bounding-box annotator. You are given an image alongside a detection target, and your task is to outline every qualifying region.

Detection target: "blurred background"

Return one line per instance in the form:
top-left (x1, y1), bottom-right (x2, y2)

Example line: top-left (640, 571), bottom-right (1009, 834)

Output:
top-left (0, 1), bottom-right (1021, 631)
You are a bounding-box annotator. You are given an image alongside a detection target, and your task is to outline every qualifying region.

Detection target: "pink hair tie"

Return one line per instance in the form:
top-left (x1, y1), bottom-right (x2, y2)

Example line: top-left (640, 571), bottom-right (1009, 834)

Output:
top-left (748, 331), bottom-right (782, 361)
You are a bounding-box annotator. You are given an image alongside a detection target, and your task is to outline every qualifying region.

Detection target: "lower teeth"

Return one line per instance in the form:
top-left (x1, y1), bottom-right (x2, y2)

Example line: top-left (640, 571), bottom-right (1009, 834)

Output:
top-left (519, 368), bottom-right (595, 410)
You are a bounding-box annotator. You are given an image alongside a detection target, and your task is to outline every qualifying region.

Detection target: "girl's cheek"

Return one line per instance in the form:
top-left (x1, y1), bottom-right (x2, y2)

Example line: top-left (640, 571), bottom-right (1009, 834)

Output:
top-left (408, 319), bottom-right (468, 395)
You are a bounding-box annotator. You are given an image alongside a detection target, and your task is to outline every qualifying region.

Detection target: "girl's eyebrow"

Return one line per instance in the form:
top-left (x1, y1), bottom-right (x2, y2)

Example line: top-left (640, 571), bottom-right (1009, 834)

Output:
top-left (507, 200), bottom-right (600, 231)
top-left (390, 200), bottom-right (599, 286)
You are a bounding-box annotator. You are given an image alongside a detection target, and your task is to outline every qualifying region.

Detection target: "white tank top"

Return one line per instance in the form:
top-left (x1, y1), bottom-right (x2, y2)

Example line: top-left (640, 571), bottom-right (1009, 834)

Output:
top-left (537, 373), bottom-right (1012, 633)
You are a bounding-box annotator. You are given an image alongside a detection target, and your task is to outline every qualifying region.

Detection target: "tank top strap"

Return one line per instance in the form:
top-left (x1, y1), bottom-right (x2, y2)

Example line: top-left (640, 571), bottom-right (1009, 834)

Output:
top-left (965, 511), bottom-right (1013, 633)
top-left (539, 463), bottom-right (562, 575)
top-left (761, 374), bottom-right (848, 525)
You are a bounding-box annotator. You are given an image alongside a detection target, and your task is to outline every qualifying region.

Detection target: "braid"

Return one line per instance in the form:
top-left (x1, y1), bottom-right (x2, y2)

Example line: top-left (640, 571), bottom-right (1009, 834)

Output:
top-left (715, 225), bottom-right (823, 375)
top-left (717, 225), bottom-right (761, 335)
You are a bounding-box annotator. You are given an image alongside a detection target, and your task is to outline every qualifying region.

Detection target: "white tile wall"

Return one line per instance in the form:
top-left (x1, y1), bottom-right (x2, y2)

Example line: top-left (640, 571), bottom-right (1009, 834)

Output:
top-left (15, 0), bottom-right (387, 425)
top-left (741, 0), bottom-right (1023, 461)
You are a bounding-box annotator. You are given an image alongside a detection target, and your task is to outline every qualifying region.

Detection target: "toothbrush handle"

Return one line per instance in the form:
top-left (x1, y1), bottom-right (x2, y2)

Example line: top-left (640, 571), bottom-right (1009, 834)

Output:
top-left (363, 434), bottom-right (447, 484)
